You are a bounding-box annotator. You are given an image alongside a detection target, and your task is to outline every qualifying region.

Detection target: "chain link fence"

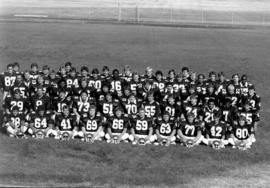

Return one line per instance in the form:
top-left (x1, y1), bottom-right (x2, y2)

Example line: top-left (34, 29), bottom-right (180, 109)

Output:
top-left (1, 1), bottom-right (270, 27)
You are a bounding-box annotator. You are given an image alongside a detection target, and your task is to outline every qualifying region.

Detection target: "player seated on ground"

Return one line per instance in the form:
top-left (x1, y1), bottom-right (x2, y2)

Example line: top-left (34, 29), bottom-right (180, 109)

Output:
top-left (54, 106), bottom-right (80, 140)
top-left (237, 102), bottom-right (259, 143)
top-left (154, 111), bottom-right (176, 146)
top-left (177, 112), bottom-right (204, 147)
top-left (129, 108), bottom-right (155, 145)
top-left (105, 107), bottom-right (129, 144)
top-left (28, 106), bottom-right (57, 139)
top-left (79, 105), bottom-right (105, 142)
top-left (4, 106), bottom-right (27, 138)
top-left (202, 114), bottom-right (228, 149)
top-left (228, 115), bottom-right (254, 150)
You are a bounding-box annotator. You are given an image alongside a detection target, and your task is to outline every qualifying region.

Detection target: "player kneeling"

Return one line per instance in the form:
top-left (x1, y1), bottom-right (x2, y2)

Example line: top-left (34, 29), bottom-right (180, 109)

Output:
top-left (80, 105), bottom-right (105, 143)
top-left (55, 106), bottom-right (80, 140)
top-left (28, 106), bottom-right (57, 139)
top-left (203, 114), bottom-right (228, 149)
top-left (228, 115), bottom-right (254, 150)
top-left (177, 113), bottom-right (204, 148)
top-left (154, 111), bottom-right (176, 146)
top-left (105, 107), bottom-right (129, 144)
top-left (4, 106), bottom-right (27, 138)
top-left (129, 108), bottom-right (155, 145)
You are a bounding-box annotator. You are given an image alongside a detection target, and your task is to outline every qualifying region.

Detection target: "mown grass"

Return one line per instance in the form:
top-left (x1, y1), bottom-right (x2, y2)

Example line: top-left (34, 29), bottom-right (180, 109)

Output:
top-left (0, 21), bottom-right (269, 187)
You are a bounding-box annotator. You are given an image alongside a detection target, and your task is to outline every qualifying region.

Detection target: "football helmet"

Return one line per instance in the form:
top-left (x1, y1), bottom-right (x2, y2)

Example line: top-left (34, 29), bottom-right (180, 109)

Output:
top-left (185, 139), bottom-right (194, 148)
top-left (212, 140), bottom-right (221, 150)
top-left (35, 130), bottom-right (45, 139)
top-left (138, 138), bottom-right (146, 145)
top-left (61, 132), bottom-right (70, 141)
top-left (84, 133), bottom-right (94, 143)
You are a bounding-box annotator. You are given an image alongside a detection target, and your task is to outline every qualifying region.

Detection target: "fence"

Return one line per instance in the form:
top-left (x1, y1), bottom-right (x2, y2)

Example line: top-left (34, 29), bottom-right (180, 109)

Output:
top-left (1, 1), bottom-right (270, 27)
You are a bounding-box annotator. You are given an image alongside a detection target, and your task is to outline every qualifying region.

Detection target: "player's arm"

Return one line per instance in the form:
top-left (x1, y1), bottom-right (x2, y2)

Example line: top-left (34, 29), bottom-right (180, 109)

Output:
top-left (93, 125), bottom-right (103, 140)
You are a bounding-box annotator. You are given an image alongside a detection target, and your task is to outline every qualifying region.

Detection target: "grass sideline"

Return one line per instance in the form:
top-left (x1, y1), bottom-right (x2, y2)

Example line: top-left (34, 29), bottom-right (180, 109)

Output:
top-left (0, 21), bottom-right (270, 187)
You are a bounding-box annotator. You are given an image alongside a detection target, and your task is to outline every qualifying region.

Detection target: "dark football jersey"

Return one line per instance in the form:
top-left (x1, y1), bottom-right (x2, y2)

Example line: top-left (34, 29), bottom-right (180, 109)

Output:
top-left (73, 98), bottom-right (96, 115)
top-left (131, 116), bottom-right (153, 135)
top-left (142, 101), bottom-right (161, 118)
top-left (55, 114), bottom-right (77, 131)
top-left (100, 101), bottom-right (118, 117)
top-left (124, 101), bottom-right (140, 117)
top-left (178, 120), bottom-right (201, 137)
top-left (162, 102), bottom-right (182, 120)
top-left (238, 110), bottom-right (259, 126)
top-left (182, 103), bottom-right (203, 119)
top-left (220, 107), bottom-right (238, 124)
top-left (0, 72), bottom-right (16, 91)
top-left (129, 80), bottom-right (142, 93)
top-left (29, 71), bottom-right (41, 85)
top-left (10, 82), bottom-right (29, 98)
top-left (245, 94), bottom-right (261, 112)
top-left (29, 113), bottom-right (52, 129)
top-left (4, 96), bottom-right (29, 112)
top-left (88, 76), bottom-right (102, 92)
top-left (206, 122), bottom-right (226, 139)
top-left (30, 95), bottom-right (51, 111)
top-left (108, 115), bottom-right (129, 133)
top-left (202, 106), bottom-right (221, 124)
top-left (54, 98), bottom-right (72, 113)
top-left (5, 113), bottom-right (25, 128)
top-left (156, 119), bottom-right (176, 136)
top-left (232, 123), bottom-right (252, 140)
top-left (80, 114), bottom-right (104, 132)
top-left (66, 76), bottom-right (79, 89)
top-left (153, 79), bottom-right (166, 93)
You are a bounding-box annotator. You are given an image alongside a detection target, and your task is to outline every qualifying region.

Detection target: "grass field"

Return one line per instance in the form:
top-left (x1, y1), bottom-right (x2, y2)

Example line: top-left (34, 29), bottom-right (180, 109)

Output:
top-left (0, 21), bottom-right (270, 187)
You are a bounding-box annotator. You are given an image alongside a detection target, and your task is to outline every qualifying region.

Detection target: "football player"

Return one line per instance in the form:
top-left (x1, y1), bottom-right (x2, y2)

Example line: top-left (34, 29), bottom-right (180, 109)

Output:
top-left (80, 105), bottom-right (105, 142)
top-left (66, 67), bottom-right (79, 89)
top-left (105, 107), bottom-right (130, 143)
top-left (129, 108), bottom-right (155, 145)
top-left (182, 94), bottom-right (203, 120)
top-left (231, 74), bottom-right (242, 96)
top-left (224, 84), bottom-right (241, 108)
top-left (30, 87), bottom-right (51, 113)
top-left (238, 102), bottom-right (259, 142)
top-left (195, 74), bottom-right (207, 98)
top-left (100, 66), bottom-right (111, 81)
top-left (28, 106), bottom-right (57, 138)
top-left (203, 114), bottom-right (227, 149)
top-left (228, 115), bottom-right (254, 150)
top-left (73, 91), bottom-right (96, 117)
top-left (41, 65), bottom-right (51, 86)
top-left (202, 84), bottom-right (218, 106)
top-left (4, 89), bottom-right (29, 115)
top-left (4, 106), bottom-right (27, 137)
top-left (53, 89), bottom-right (72, 114)
top-left (99, 92), bottom-right (119, 118)
top-left (153, 70), bottom-right (166, 100)
top-left (202, 99), bottom-right (221, 125)
top-left (89, 68), bottom-right (102, 92)
top-left (109, 69), bottom-right (125, 97)
top-left (29, 63), bottom-right (40, 86)
top-left (142, 92), bottom-right (161, 120)
top-left (73, 78), bottom-right (93, 100)
top-left (10, 74), bottom-right (29, 98)
top-left (245, 85), bottom-right (261, 113)
top-left (177, 112), bottom-right (204, 147)
top-left (123, 94), bottom-right (141, 119)
top-left (154, 111), bottom-right (177, 146)
top-left (120, 65), bottom-right (133, 82)
top-left (55, 106), bottom-right (78, 140)
top-left (64, 62), bottom-right (72, 75)
top-left (0, 64), bottom-right (16, 99)
top-left (161, 94), bottom-right (182, 121)
top-left (129, 72), bottom-right (142, 95)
